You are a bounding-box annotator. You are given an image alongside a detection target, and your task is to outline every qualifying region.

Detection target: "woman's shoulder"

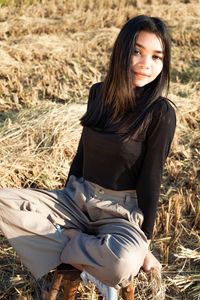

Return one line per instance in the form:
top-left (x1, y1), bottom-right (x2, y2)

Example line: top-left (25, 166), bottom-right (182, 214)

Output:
top-left (145, 97), bottom-right (177, 133)
top-left (87, 82), bottom-right (103, 108)
top-left (88, 82), bottom-right (103, 102)
top-left (151, 96), bottom-right (176, 119)
top-left (144, 97), bottom-right (176, 138)
top-left (90, 81), bottom-right (103, 93)
top-left (86, 82), bottom-right (104, 114)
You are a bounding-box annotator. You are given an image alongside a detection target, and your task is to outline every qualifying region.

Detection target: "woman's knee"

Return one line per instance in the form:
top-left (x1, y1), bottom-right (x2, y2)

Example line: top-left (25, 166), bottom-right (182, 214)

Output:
top-left (100, 239), bottom-right (146, 286)
top-left (100, 247), bottom-right (145, 287)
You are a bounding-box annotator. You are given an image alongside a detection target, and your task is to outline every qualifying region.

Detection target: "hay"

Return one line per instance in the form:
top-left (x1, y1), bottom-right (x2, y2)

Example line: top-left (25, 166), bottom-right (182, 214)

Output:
top-left (0, 103), bottom-right (85, 189)
top-left (0, 0), bottom-right (199, 299)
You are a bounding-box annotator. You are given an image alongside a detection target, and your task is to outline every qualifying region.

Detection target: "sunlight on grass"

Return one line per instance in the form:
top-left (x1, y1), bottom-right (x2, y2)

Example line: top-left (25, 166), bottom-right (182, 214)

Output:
top-left (0, 0), bottom-right (199, 299)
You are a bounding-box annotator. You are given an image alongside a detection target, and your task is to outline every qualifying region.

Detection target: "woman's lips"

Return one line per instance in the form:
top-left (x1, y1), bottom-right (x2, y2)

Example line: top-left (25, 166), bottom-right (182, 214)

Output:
top-left (134, 72), bottom-right (150, 77)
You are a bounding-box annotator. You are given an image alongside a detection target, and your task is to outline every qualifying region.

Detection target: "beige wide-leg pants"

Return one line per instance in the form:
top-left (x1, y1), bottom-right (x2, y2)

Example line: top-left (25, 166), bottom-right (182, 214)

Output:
top-left (0, 175), bottom-right (148, 287)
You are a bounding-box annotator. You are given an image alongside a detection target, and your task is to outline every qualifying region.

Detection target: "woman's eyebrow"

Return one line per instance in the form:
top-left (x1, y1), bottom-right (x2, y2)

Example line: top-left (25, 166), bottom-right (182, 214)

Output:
top-left (135, 42), bottom-right (164, 54)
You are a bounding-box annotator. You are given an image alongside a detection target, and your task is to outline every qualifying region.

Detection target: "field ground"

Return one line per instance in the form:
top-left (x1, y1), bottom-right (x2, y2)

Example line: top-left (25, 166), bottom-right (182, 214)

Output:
top-left (0, 0), bottom-right (199, 299)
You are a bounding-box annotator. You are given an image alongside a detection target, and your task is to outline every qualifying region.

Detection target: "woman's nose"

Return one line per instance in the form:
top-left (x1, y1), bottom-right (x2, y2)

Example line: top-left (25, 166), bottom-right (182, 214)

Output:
top-left (139, 56), bottom-right (151, 68)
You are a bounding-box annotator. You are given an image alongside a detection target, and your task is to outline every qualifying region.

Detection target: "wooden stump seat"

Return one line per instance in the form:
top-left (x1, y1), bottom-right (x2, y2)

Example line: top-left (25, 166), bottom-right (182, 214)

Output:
top-left (48, 264), bottom-right (135, 300)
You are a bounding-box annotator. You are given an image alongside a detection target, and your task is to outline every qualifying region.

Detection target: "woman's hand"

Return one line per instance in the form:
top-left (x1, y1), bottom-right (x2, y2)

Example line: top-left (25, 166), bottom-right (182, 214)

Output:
top-left (141, 250), bottom-right (162, 273)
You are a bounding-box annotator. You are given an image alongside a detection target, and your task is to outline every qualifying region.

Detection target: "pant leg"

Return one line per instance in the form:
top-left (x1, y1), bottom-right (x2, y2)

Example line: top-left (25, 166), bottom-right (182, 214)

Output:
top-left (60, 177), bottom-right (148, 287)
top-left (61, 219), bottom-right (148, 288)
top-left (0, 176), bottom-right (148, 285)
top-left (0, 187), bottom-right (85, 279)
top-left (95, 221), bottom-right (148, 287)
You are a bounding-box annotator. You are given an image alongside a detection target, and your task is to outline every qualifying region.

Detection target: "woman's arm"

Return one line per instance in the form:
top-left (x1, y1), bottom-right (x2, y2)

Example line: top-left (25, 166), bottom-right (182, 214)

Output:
top-left (136, 99), bottom-right (176, 240)
top-left (65, 83), bottom-right (98, 186)
top-left (65, 133), bottom-right (84, 186)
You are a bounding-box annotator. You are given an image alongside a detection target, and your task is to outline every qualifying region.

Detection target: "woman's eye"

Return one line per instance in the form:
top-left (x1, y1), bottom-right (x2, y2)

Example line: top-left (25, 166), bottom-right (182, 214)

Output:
top-left (152, 55), bottom-right (163, 60)
top-left (133, 49), bottom-right (140, 55)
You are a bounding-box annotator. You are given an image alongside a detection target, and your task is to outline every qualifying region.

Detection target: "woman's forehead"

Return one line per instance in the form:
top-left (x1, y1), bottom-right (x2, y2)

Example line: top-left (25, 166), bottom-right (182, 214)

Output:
top-left (135, 31), bottom-right (163, 53)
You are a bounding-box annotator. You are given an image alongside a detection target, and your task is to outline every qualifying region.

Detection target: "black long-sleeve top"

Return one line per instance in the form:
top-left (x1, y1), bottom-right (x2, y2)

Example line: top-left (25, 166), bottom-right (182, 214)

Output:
top-left (66, 83), bottom-right (176, 239)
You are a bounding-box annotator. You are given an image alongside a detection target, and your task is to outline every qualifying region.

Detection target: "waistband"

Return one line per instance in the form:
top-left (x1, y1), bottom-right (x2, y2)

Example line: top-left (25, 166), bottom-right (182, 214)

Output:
top-left (85, 179), bottom-right (137, 199)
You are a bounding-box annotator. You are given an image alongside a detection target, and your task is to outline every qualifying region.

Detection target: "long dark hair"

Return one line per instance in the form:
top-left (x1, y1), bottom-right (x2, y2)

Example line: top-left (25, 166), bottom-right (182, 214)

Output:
top-left (81, 15), bottom-right (172, 135)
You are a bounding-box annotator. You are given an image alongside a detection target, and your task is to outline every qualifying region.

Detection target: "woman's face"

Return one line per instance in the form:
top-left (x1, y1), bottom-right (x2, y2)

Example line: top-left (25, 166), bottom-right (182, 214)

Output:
top-left (132, 31), bottom-right (164, 87)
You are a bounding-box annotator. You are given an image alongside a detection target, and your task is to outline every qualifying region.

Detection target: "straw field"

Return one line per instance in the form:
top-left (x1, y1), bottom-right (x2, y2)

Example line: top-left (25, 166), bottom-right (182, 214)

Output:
top-left (0, 0), bottom-right (199, 299)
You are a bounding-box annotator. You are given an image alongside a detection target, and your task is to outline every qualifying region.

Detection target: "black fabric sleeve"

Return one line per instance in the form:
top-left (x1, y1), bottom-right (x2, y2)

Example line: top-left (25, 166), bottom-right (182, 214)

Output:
top-left (136, 100), bottom-right (176, 239)
top-left (65, 132), bottom-right (84, 186)
top-left (64, 84), bottom-right (97, 186)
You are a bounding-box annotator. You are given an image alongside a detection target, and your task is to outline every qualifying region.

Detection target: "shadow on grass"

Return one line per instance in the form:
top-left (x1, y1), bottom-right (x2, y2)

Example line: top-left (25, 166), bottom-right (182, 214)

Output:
top-left (0, 109), bottom-right (20, 128)
top-left (171, 60), bottom-right (200, 85)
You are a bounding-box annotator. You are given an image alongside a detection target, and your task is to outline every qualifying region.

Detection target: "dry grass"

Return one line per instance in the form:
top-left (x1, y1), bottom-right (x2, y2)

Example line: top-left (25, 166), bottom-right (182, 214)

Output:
top-left (0, 0), bottom-right (199, 299)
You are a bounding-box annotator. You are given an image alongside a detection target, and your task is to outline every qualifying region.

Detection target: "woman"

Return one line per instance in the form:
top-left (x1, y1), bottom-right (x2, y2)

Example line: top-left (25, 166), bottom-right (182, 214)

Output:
top-left (0, 15), bottom-right (176, 299)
